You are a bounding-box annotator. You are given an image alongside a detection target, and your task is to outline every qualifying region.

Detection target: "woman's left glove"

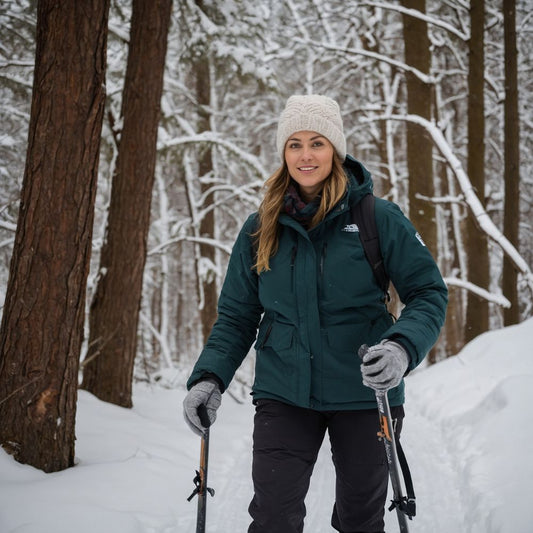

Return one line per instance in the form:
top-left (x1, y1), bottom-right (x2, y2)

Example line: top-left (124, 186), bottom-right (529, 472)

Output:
top-left (359, 340), bottom-right (410, 391)
top-left (183, 379), bottom-right (222, 436)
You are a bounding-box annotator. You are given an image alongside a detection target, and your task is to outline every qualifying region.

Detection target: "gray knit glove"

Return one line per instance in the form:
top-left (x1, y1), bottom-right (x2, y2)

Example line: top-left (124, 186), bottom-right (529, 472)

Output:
top-left (183, 379), bottom-right (222, 436)
top-left (359, 340), bottom-right (410, 391)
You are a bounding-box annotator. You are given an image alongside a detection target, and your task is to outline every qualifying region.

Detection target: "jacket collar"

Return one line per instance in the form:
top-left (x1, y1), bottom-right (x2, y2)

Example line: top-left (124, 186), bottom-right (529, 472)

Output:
top-left (343, 154), bottom-right (374, 205)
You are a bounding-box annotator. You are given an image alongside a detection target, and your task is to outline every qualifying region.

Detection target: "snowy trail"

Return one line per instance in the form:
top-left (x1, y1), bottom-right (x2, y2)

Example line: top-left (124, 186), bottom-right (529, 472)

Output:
top-left (399, 393), bottom-right (469, 533)
top-left (2, 320), bottom-right (531, 533)
top-left (180, 384), bottom-right (470, 533)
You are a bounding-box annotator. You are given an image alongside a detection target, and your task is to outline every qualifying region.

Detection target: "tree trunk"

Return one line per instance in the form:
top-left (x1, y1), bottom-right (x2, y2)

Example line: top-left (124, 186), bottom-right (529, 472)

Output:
top-left (0, 0), bottom-right (109, 472)
top-left (502, 0), bottom-right (520, 326)
top-left (433, 70), bottom-right (465, 358)
top-left (401, 0), bottom-right (438, 363)
top-left (81, 0), bottom-right (172, 407)
top-left (465, 0), bottom-right (489, 342)
top-left (401, 0), bottom-right (436, 257)
top-left (195, 0), bottom-right (218, 344)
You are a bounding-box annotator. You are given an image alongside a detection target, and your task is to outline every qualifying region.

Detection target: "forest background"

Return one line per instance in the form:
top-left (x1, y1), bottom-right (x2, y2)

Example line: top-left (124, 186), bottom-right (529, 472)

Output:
top-left (0, 0), bottom-right (532, 473)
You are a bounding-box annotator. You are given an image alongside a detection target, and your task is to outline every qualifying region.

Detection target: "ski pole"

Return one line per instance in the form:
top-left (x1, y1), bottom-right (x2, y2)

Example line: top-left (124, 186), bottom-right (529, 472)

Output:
top-left (359, 347), bottom-right (414, 533)
top-left (374, 389), bottom-right (410, 533)
top-left (187, 403), bottom-right (215, 533)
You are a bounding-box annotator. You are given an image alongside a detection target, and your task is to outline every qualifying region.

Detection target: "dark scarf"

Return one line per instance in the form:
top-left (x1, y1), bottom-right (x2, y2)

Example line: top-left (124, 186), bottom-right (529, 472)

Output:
top-left (283, 180), bottom-right (321, 228)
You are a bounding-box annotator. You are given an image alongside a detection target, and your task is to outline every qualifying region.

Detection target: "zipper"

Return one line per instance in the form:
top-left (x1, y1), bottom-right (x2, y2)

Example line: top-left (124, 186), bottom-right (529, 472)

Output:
top-left (319, 241), bottom-right (327, 277)
top-left (259, 321), bottom-right (273, 349)
top-left (290, 244), bottom-right (297, 291)
top-left (319, 241), bottom-right (328, 297)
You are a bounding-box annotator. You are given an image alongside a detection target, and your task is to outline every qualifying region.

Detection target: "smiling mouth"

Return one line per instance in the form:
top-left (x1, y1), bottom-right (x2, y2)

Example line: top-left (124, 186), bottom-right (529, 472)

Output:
top-left (298, 166), bottom-right (318, 171)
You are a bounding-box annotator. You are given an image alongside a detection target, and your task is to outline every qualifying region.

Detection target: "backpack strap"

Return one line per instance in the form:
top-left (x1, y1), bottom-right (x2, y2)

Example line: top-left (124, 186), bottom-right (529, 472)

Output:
top-left (350, 194), bottom-right (390, 300)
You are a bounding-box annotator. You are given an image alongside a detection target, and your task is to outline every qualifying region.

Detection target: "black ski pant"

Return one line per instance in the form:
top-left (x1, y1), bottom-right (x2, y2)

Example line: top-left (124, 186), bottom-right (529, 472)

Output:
top-left (247, 399), bottom-right (404, 533)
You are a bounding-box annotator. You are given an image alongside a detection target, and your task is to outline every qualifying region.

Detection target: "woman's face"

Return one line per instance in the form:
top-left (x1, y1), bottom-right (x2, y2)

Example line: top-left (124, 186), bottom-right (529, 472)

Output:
top-left (284, 130), bottom-right (334, 202)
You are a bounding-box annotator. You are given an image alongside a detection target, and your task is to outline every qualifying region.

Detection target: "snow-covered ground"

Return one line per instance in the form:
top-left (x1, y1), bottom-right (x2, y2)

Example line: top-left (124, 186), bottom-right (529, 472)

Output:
top-left (1, 318), bottom-right (532, 533)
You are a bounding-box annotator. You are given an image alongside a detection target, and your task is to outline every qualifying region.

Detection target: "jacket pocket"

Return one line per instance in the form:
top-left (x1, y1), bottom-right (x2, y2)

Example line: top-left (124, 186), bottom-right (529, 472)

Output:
top-left (253, 314), bottom-right (295, 351)
top-left (253, 322), bottom-right (297, 398)
top-left (254, 316), bottom-right (274, 350)
top-left (261, 322), bottom-right (293, 353)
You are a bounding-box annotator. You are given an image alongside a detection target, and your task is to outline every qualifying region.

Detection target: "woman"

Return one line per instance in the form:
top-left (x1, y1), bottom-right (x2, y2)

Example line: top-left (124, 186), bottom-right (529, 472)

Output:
top-left (183, 94), bottom-right (448, 533)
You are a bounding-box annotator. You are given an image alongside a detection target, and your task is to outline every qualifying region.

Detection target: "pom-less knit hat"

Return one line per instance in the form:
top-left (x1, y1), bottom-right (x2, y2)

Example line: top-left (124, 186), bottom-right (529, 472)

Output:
top-left (276, 94), bottom-right (346, 161)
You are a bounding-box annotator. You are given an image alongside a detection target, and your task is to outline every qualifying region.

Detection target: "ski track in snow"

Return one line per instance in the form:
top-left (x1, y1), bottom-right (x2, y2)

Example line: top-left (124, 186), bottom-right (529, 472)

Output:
top-left (400, 396), bottom-right (469, 533)
top-left (209, 428), bottom-right (253, 532)
top-left (4, 321), bottom-right (532, 533)
top-left (181, 387), bottom-right (470, 533)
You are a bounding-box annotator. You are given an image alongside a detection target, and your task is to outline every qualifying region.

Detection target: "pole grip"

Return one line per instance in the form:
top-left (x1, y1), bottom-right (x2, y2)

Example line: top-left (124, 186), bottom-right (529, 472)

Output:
top-left (197, 403), bottom-right (211, 429)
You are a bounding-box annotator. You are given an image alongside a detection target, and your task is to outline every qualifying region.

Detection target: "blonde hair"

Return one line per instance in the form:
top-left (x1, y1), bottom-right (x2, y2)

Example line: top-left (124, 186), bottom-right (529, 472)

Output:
top-left (253, 154), bottom-right (348, 273)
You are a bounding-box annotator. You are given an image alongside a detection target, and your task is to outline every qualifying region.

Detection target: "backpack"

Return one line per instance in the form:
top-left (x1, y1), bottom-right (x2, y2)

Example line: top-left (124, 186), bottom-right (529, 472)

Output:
top-left (350, 193), bottom-right (390, 301)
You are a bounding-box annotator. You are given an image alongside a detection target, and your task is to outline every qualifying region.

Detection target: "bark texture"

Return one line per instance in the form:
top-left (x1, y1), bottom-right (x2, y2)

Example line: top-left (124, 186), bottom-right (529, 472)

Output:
top-left (465, 0), bottom-right (490, 342)
top-left (82, 0), bottom-right (172, 406)
top-left (401, 0), bottom-right (436, 258)
top-left (0, 0), bottom-right (109, 472)
top-left (502, 0), bottom-right (520, 326)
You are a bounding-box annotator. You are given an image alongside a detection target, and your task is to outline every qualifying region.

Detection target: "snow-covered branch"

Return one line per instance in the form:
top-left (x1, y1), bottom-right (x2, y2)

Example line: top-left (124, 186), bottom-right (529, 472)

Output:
top-left (148, 234), bottom-right (233, 257)
top-left (357, 1), bottom-right (469, 41)
top-left (0, 237), bottom-right (14, 250)
top-left (159, 131), bottom-right (269, 179)
top-left (138, 311), bottom-right (174, 370)
top-left (444, 277), bottom-right (511, 308)
top-left (362, 113), bottom-right (533, 293)
top-left (108, 23), bottom-right (130, 43)
top-left (0, 73), bottom-right (33, 90)
top-left (293, 37), bottom-right (435, 85)
top-left (0, 220), bottom-right (17, 232)
top-left (195, 183), bottom-right (262, 210)
top-left (0, 60), bottom-right (34, 68)
top-left (415, 192), bottom-right (464, 204)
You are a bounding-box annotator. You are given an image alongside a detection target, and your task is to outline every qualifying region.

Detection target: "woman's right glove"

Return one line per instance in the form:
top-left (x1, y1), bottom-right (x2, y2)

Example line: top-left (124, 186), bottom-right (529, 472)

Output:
top-left (183, 378), bottom-right (222, 436)
top-left (359, 340), bottom-right (410, 391)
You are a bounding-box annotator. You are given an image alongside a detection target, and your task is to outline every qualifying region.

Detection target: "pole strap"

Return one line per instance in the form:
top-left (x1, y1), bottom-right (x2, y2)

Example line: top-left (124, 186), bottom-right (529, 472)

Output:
top-left (390, 436), bottom-right (416, 518)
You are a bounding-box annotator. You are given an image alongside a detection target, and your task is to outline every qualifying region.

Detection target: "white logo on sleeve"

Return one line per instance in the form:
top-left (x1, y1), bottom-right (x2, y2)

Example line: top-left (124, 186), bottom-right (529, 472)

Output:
top-left (415, 232), bottom-right (426, 246)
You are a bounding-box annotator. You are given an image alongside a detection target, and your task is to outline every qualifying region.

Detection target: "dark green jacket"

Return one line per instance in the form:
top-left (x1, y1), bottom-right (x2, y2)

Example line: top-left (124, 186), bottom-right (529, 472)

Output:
top-left (187, 156), bottom-right (448, 409)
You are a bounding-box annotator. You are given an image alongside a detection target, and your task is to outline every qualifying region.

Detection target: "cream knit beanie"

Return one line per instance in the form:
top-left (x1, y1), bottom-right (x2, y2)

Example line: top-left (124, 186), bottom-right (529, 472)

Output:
top-left (276, 94), bottom-right (346, 161)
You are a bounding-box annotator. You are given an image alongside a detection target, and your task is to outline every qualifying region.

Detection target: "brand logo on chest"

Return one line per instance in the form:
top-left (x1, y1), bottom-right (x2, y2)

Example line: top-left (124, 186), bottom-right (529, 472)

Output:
top-left (341, 223), bottom-right (359, 233)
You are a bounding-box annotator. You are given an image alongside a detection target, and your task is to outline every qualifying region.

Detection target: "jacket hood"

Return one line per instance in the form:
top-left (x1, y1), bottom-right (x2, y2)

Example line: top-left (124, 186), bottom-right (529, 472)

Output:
top-left (343, 154), bottom-right (374, 204)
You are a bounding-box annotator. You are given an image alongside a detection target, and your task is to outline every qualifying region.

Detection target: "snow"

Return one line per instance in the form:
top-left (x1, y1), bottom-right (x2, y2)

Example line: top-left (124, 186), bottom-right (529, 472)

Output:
top-left (1, 318), bottom-right (532, 533)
